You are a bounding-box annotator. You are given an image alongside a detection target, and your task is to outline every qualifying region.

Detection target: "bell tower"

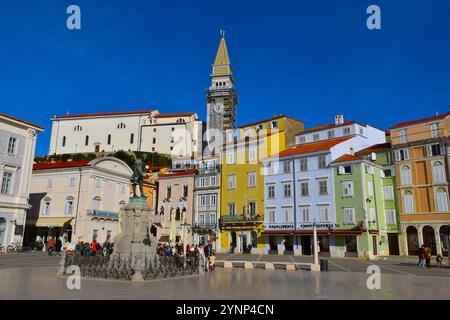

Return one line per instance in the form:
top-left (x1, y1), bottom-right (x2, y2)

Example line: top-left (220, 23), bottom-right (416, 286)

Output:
top-left (205, 30), bottom-right (238, 153)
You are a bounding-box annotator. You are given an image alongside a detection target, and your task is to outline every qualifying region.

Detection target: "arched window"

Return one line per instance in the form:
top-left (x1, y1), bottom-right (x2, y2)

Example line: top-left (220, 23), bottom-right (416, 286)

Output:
top-left (130, 133), bottom-right (134, 144)
top-left (74, 125), bottom-right (82, 132)
top-left (435, 188), bottom-right (449, 212)
top-left (107, 134), bottom-right (111, 145)
top-left (92, 196), bottom-right (101, 211)
top-left (65, 196), bottom-right (75, 215)
top-left (85, 135), bottom-right (89, 146)
top-left (433, 161), bottom-right (445, 183)
top-left (41, 197), bottom-right (52, 215)
top-left (62, 136), bottom-right (66, 147)
top-left (401, 165), bottom-right (412, 186)
top-left (403, 190), bottom-right (415, 213)
top-left (117, 123), bottom-right (126, 129)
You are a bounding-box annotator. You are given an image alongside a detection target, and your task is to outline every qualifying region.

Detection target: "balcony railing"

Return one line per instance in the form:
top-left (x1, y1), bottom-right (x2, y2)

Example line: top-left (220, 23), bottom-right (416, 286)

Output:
top-left (86, 209), bottom-right (119, 221)
top-left (220, 214), bottom-right (264, 224)
top-left (193, 223), bottom-right (217, 230)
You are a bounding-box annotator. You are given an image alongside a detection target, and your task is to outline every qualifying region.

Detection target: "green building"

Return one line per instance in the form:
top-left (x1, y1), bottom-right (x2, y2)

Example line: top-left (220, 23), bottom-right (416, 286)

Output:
top-left (330, 143), bottom-right (400, 259)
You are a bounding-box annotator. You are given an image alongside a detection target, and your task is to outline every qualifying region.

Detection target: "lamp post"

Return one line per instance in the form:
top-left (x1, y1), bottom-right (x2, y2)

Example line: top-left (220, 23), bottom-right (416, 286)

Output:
top-left (311, 219), bottom-right (320, 271)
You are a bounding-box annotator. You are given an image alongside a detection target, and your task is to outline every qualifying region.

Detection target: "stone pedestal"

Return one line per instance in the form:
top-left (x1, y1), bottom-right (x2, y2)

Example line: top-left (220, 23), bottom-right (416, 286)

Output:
top-left (112, 197), bottom-right (156, 281)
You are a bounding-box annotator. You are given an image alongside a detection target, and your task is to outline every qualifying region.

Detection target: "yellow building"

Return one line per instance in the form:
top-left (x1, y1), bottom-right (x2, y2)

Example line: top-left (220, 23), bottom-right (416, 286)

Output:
top-left (219, 115), bottom-right (304, 253)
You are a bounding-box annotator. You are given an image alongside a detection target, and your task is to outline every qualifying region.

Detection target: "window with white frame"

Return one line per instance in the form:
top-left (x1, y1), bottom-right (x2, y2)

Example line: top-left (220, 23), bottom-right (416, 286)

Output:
top-left (344, 208), bottom-right (355, 224)
top-left (268, 209), bottom-right (275, 223)
top-left (427, 144), bottom-right (442, 156)
top-left (284, 208), bottom-right (293, 223)
top-left (300, 158), bottom-right (308, 171)
top-left (432, 161), bottom-right (445, 183)
top-left (319, 206), bottom-right (330, 222)
top-left (400, 165), bottom-right (412, 186)
top-left (248, 172), bottom-right (257, 187)
top-left (435, 188), bottom-right (449, 212)
top-left (402, 191), bottom-right (414, 213)
top-left (385, 209), bottom-right (396, 225)
top-left (283, 160), bottom-right (291, 174)
top-left (338, 165), bottom-right (352, 174)
top-left (399, 129), bottom-right (407, 143)
top-left (7, 137), bottom-right (17, 155)
top-left (270, 120), bottom-right (279, 129)
top-left (1, 171), bottom-right (13, 195)
top-left (228, 175), bottom-right (236, 189)
top-left (318, 180), bottom-right (328, 195)
top-left (65, 197), bottom-right (75, 215)
top-left (313, 133), bottom-right (320, 141)
top-left (368, 181), bottom-right (374, 198)
top-left (248, 147), bottom-right (257, 163)
top-left (199, 195), bottom-right (206, 207)
top-left (211, 194), bottom-right (217, 206)
top-left (95, 178), bottom-right (102, 188)
top-left (166, 186), bottom-right (172, 199)
top-left (300, 181), bottom-right (309, 197)
top-left (210, 176), bottom-right (217, 186)
top-left (369, 207), bottom-right (376, 222)
top-left (327, 130), bottom-right (335, 139)
top-left (301, 206), bottom-right (310, 222)
top-left (267, 185), bottom-right (275, 199)
top-left (92, 196), bottom-right (101, 211)
top-left (343, 181), bottom-right (354, 197)
top-left (383, 185), bottom-right (394, 200)
top-left (343, 127), bottom-right (351, 135)
top-left (199, 214), bottom-right (205, 225)
top-left (431, 123), bottom-right (439, 138)
top-left (226, 151), bottom-right (236, 164)
top-left (47, 178), bottom-right (53, 188)
top-left (41, 197), bottom-right (52, 215)
top-left (199, 177), bottom-right (207, 187)
top-left (283, 183), bottom-right (292, 197)
top-left (298, 136), bottom-right (306, 144)
top-left (395, 149), bottom-right (409, 161)
top-left (247, 201), bottom-right (256, 215)
top-left (318, 156), bottom-right (327, 169)
top-left (69, 177), bottom-right (76, 187)
top-left (228, 203), bottom-right (236, 215)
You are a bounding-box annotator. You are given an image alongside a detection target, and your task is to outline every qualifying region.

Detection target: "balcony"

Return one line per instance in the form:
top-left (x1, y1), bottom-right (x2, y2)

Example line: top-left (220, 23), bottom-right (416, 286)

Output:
top-left (198, 165), bottom-right (221, 175)
top-left (192, 222), bottom-right (217, 232)
top-left (220, 214), bottom-right (264, 229)
top-left (86, 209), bottom-right (119, 221)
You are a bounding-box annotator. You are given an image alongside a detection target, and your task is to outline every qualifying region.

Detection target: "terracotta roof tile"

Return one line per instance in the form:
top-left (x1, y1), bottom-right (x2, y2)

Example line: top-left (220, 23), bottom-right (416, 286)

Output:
top-left (33, 160), bottom-right (91, 170)
top-left (158, 169), bottom-right (197, 177)
top-left (275, 136), bottom-right (354, 158)
top-left (331, 154), bottom-right (363, 164)
top-left (355, 143), bottom-right (391, 155)
top-left (154, 112), bottom-right (196, 118)
top-left (300, 121), bottom-right (355, 135)
top-left (390, 112), bottom-right (450, 129)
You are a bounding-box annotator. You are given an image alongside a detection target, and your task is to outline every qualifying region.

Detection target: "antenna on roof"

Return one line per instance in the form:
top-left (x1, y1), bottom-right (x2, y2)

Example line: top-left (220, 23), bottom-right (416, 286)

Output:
top-left (66, 108), bottom-right (70, 116)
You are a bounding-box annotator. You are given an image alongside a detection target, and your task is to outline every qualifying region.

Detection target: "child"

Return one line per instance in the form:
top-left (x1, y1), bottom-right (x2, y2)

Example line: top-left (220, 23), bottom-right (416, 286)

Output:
top-left (209, 252), bottom-right (216, 272)
top-left (436, 254), bottom-right (443, 269)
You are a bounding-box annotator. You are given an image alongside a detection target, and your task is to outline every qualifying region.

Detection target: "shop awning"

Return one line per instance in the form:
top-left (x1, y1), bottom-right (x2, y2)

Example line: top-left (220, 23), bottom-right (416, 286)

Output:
top-left (34, 217), bottom-right (73, 228)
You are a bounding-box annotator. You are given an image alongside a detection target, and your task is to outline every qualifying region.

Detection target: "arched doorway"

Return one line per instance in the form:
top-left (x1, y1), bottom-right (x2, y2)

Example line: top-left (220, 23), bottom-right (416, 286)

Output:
top-left (406, 226), bottom-right (419, 256)
top-left (440, 225), bottom-right (450, 257)
top-left (63, 224), bottom-right (72, 243)
top-left (0, 218), bottom-right (6, 245)
top-left (423, 226), bottom-right (437, 255)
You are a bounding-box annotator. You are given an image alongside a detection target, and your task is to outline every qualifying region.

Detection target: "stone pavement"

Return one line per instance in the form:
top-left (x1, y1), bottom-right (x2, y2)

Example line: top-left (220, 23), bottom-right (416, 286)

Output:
top-left (1, 252), bottom-right (450, 299)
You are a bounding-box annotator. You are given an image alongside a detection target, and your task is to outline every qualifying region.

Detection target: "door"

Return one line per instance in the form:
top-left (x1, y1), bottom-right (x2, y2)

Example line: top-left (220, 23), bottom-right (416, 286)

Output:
top-left (388, 234), bottom-right (400, 255)
top-left (372, 236), bottom-right (378, 256)
top-left (241, 234), bottom-right (247, 252)
top-left (95, 145), bottom-right (100, 153)
top-left (301, 236), bottom-right (311, 255)
top-left (284, 236), bottom-right (293, 253)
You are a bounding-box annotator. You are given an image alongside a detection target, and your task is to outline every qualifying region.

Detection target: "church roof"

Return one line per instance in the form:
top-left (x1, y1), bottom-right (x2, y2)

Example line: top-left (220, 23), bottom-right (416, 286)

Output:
top-left (214, 34), bottom-right (231, 66)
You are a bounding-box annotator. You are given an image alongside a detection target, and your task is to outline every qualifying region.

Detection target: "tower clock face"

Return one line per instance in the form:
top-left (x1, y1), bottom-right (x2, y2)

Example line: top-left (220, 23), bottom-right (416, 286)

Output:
top-left (213, 103), bottom-right (223, 113)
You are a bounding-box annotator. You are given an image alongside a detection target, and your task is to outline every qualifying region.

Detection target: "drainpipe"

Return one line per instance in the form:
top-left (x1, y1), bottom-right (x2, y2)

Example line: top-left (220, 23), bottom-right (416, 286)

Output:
top-left (291, 157), bottom-right (297, 253)
top-left (73, 167), bottom-right (83, 240)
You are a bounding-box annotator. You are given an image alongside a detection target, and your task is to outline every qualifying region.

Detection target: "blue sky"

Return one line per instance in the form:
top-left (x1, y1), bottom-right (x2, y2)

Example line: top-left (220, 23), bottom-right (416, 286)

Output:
top-left (1, 0), bottom-right (449, 155)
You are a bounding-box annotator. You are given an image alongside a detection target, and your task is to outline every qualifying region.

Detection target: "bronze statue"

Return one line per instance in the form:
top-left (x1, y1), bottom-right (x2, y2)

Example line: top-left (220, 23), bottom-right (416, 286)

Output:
top-left (131, 154), bottom-right (148, 198)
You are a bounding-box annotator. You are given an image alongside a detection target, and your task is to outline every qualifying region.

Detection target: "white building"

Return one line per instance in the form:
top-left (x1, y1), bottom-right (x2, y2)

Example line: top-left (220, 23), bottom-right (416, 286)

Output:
top-left (25, 157), bottom-right (132, 246)
top-left (262, 115), bottom-right (385, 256)
top-left (48, 110), bottom-right (203, 158)
top-left (0, 113), bottom-right (43, 247)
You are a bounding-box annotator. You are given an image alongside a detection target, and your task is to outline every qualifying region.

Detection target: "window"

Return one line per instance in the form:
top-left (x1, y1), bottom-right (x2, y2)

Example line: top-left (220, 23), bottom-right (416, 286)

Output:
top-left (107, 134), bottom-right (111, 145)
top-left (183, 185), bottom-right (188, 198)
top-left (152, 147), bottom-right (155, 152)
top-left (166, 186), bottom-right (171, 199)
top-left (248, 172), bottom-right (256, 187)
top-left (313, 133), bottom-right (320, 141)
top-left (199, 177), bottom-right (206, 187)
top-left (366, 165), bottom-right (374, 174)
top-left (344, 208), bottom-right (355, 224)
top-left (153, 128), bottom-right (157, 133)
top-left (270, 121), bottom-right (279, 129)
top-left (283, 160), bottom-right (291, 174)
top-left (83, 135), bottom-right (89, 146)
top-left (248, 147), bottom-right (257, 163)
top-left (199, 195), bottom-right (206, 207)
top-left (7, 137), bottom-right (17, 155)
top-left (343, 181), bottom-right (354, 197)
top-left (65, 197), bottom-right (75, 215)
top-left (369, 207), bottom-right (376, 222)
top-left (268, 209), bottom-right (275, 223)
top-left (62, 136), bottom-right (66, 147)
top-left (298, 136), bottom-right (306, 144)
top-left (319, 206), bottom-right (330, 222)
top-left (92, 196), bottom-right (101, 211)
top-left (401, 165), bottom-right (412, 186)
top-left (338, 165), bottom-right (352, 174)
top-left (358, 127), bottom-right (364, 135)
top-left (431, 123), bottom-right (439, 138)
top-left (152, 138), bottom-right (156, 144)
top-left (47, 178), bottom-right (53, 188)
top-left (433, 161), bottom-right (445, 183)
top-left (228, 203), bottom-right (236, 215)
top-left (343, 127), bottom-right (351, 135)
top-left (210, 176), bottom-right (217, 186)
top-left (385, 209), bottom-right (396, 225)
top-left (435, 188), bottom-right (449, 212)
top-left (300, 181), bottom-right (309, 197)
top-left (41, 198), bottom-right (51, 215)
top-left (74, 125), bottom-right (82, 132)
top-left (399, 129), bottom-right (407, 143)
top-left (283, 183), bottom-right (292, 197)
top-left (383, 169), bottom-right (392, 177)
top-left (428, 144), bottom-right (442, 156)
top-left (300, 158), bottom-right (308, 171)
top-left (318, 156), bottom-right (327, 169)
top-left (327, 130), bottom-right (335, 139)
top-left (383, 185), bottom-right (394, 200)
top-left (318, 180), bottom-right (328, 195)
top-left (268, 185), bottom-right (275, 198)
top-left (301, 207), bottom-right (310, 222)
top-left (69, 177), bottom-right (76, 187)
top-left (210, 194), bottom-right (217, 206)
top-left (96, 178), bottom-right (102, 188)
top-left (199, 214), bottom-right (205, 225)
top-left (247, 202), bottom-right (256, 215)
top-left (402, 191), bottom-right (414, 213)
top-left (130, 133), bottom-right (134, 144)
top-left (228, 175), bottom-right (236, 189)
top-left (227, 151), bottom-right (236, 164)
top-left (395, 149), bottom-right (409, 161)
top-left (117, 123), bottom-right (126, 129)
top-left (368, 181), bottom-right (374, 198)
top-left (284, 208), bottom-right (293, 223)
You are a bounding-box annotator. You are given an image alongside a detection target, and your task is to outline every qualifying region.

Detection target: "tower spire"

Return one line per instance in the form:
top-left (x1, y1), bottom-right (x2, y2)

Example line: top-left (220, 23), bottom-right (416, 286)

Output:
top-left (213, 30), bottom-right (231, 67)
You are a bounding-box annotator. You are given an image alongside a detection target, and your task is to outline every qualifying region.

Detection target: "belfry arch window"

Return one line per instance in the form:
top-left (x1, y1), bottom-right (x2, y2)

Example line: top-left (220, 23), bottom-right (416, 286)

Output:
top-left (117, 123), bottom-right (126, 129)
top-left (74, 125), bottom-right (82, 132)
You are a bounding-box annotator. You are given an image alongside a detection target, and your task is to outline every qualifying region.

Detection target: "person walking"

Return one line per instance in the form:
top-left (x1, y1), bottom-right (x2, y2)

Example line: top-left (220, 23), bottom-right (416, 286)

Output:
top-left (55, 237), bottom-right (62, 255)
top-left (424, 245), bottom-right (432, 268)
top-left (209, 251), bottom-right (216, 272)
top-left (47, 237), bottom-right (55, 256)
top-left (436, 254), bottom-right (443, 269)
top-left (198, 244), bottom-right (206, 272)
top-left (418, 245), bottom-right (425, 268)
top-left (91, 239), bottom-right (98, 256)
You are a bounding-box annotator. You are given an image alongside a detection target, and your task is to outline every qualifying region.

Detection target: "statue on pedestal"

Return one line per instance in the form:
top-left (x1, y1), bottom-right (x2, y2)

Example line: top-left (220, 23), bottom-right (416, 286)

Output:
top-left (131, 154), bottom-right (148, 198)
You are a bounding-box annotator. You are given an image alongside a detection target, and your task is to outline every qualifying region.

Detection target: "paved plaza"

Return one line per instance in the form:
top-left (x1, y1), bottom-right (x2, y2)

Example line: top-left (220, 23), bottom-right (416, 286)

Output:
top-left (0, 253), bottom-right (450, 299)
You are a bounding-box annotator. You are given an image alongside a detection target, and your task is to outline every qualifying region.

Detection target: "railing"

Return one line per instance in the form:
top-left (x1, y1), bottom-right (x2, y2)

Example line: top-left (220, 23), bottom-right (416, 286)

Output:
top-left (220, 215), bottom-right (264, 223)
top-left (193, 223), bottom-right (217, 230)
top-left (198, 165), bottom-right (221, 175)
top-left (87, 209), bottom-right (119, 221)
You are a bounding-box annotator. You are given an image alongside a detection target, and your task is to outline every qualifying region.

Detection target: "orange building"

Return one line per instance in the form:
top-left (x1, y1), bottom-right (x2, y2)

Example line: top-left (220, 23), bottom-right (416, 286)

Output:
top-left (390, 112), bottom-right (450, 256)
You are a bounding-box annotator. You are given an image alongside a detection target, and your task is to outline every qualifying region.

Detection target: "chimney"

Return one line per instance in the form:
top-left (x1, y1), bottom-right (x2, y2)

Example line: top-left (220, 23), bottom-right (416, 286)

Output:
top-left (335, 115), bottom-right (344, 125)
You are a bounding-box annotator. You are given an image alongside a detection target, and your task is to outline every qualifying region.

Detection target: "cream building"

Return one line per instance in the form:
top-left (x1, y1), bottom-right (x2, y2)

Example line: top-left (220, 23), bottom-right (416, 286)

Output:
top-left (48, 110), bottom-right (203, 158)
top-left (25, 157), bottom-right (132, 245)
top-left (0, 113), bottom-right (43, 247)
